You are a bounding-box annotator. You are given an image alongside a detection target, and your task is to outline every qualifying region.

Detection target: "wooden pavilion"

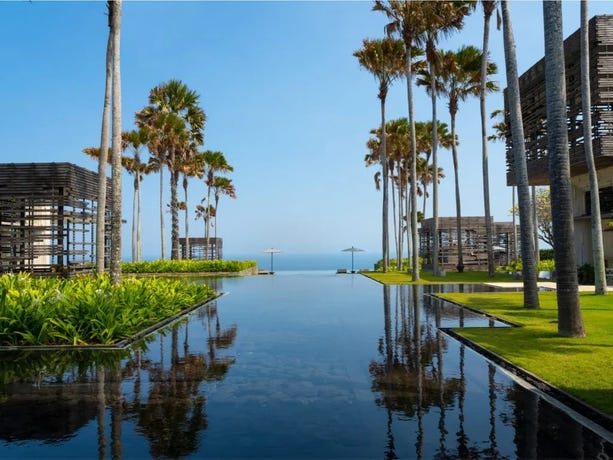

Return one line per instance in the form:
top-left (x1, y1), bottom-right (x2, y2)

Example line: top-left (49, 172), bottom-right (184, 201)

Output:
top-left (419, 217), bottom-right (518, 272)
top-left (179, 237), bottom-right (223, 260)
top-left (0, 163), bottom-right (110, 276)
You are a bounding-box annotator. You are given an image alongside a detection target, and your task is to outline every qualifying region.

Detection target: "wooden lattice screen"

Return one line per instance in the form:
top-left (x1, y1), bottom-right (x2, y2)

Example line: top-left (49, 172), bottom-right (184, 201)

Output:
top-left (179, 237), bottom-right (223, 260)
top-left (504, 15), bottom-right (613, 185)
top-left (0, 163), bottom-right (111, 275)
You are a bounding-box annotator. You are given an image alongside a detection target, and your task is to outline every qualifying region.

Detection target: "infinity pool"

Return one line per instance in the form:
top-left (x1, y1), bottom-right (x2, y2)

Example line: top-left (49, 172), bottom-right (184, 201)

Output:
top-left (0, 273), bottom-right (611, 458)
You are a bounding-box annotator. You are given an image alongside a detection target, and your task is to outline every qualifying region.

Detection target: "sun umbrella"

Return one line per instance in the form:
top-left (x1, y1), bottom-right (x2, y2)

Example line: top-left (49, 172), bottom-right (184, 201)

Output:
top-left (262, 248), bottom-right (281, 273)
top-left (341, 246), bottom-right (365, 273)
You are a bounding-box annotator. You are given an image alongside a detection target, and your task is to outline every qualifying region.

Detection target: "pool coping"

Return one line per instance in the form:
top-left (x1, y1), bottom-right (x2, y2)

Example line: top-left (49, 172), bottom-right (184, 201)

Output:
top-left (431, 293), bottom-right (613, 435)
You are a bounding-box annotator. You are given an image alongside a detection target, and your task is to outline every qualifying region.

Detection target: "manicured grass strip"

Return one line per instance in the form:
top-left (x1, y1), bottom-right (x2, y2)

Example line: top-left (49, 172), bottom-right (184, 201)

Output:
top-left (0, 273), bottom-right (215, 346)
top-left (122, 259), bottom-right (257, 274)
top-left (438, 291), bottom-right (613, 416)
top-left (364, 270), bottom-right (518, 284)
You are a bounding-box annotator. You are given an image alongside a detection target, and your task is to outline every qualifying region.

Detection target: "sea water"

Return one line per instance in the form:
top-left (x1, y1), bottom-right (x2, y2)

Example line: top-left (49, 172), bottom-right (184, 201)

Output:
top-left (225, 252), bottom-right (381, 272)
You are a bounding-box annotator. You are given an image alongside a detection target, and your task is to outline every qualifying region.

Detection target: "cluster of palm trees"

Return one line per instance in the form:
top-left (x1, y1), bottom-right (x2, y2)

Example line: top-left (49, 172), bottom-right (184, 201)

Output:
top-left (358, 1), bottom-right (604, 337)
top-left (86, 79), bottom-right (236, 265)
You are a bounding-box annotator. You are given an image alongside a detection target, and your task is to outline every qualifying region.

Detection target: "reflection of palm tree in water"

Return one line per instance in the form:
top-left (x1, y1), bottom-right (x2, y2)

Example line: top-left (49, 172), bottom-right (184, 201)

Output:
top-left (131, 301), bottom-right (237, 458)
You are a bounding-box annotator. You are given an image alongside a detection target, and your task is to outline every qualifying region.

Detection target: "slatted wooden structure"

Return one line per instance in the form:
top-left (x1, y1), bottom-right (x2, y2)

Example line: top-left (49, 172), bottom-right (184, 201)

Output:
top-left (0, 163), bottom-right (111, 275)
top-left (419, 217), bottom-right (518, 271)
top-left (179, 237), bottom-right (223, 260)
top-left (504, 15), bottom-right (613, 185)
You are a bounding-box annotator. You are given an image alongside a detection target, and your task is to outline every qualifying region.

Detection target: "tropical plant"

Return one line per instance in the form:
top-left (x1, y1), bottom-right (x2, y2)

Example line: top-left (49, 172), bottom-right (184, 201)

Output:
top-left (354, 37), bottom-right (406, 272)
top-left (509, 187), bottom-right (553, 248)
top-left (500, 0), bottom-right (539, 309)
top-left (543, 0), bottom-right (585, 337)
top-left (121, 259), bottom-right (256, 274)
top-left (177, 153), bottom-right (203, 259)
top-left (211, 176), bottom-right (236, 246)
top-left (136, 80), bottom-right (206, 260)
top-left (580, 0), bottom-right (607, 295)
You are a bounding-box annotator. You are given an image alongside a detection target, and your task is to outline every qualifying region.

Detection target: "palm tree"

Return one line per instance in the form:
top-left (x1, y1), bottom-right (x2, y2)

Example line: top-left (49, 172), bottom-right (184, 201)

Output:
top-left (136, 80), bottom-right (206, 260)
top-left (109, 0), bottom-right (122, 284)
top-left (434, 45), bottom-right (497, 272)
top-left (354, 37), bottom-right (405, 272)
top-left (373, 0), bottom-right (432, 280)
top-left (199, 150), bottom-right (233, 259)
top-left (479, 0), bottom-right (500, 277)
top-left (122, 128), bottom-right (151, 262)
top-left (543, 0), bottom-right (585, 336)
top-left (211, 176), bottom-right (236, 251)
top-left (419, 1), bottom-right (472, 276)
top-left (580, 0), bottom-right (607, 295)
top-left (501, 0), bottom-right (540, 309)
top-left (177, 152), bottom-right (201, 259)
top-left (96, 1), bottom-right (114, 274)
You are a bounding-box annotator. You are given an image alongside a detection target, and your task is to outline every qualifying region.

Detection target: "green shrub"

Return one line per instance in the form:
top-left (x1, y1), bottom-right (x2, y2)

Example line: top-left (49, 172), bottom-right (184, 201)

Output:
top-left (122, 259), bottom-right (256, 274)
top-left (577, 263), bottom-right (595, 285)
top-left (374, 257), bottom-right (423, 272)
top-left (0, 273), bottom-right (215, 346)
top-left (540, 249), bottom-right (554, 260)
top-left (497, 258), bottom-right (556, 273)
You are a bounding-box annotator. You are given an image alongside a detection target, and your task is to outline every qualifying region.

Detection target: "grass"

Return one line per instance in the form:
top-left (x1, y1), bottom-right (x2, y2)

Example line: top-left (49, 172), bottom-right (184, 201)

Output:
top-left (438, 290), bottom-right (613, 416)
top-left (364, 270), bottom-right (518, 284)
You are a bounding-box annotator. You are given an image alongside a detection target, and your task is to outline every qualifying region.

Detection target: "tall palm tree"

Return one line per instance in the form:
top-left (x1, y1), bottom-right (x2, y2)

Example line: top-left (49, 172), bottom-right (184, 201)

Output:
top-left (122, 128), bottom-right (151, 262)
top-left (211, 176), bottom-right (237, 252)
top-left (373, 0), bottom-right (431, 280)
top-left (480, 0), bottom-right (500, 277)
top-left (501, 0), bottom-right (540, 309)
top-left (354, 38), bottom-right (405, 272)
top-left (580, 0), bottom-right (607, 295)
top-left (177, 151), bottom-right (202, 259)
top-left (136, 80), bottom-right (206, 260)
top-left (543, 0), bottom-right (585, 337)
top-left (420, 1), bottom-right (472, 276)
top-left (109, 0), bottom-right (122, 284)
top-left (434, 45), bottom-right (497, 272)
top-left (96, 1), bottom-right (114, 274)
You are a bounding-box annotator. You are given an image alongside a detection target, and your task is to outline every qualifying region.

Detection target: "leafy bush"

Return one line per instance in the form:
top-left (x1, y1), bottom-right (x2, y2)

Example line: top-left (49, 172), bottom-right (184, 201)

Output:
top-left (374, 257), bottom-right (423, 272)
top-left (497, 258), bottom-right (556, 273)
top-left (577, 263), bottom-right (595, 285)
top-left (122, 259), bottom-right (256, 274)
top-left (540, 249), bottom-right (554, 260)
top-left (0, 273), bottom-right (215, 346)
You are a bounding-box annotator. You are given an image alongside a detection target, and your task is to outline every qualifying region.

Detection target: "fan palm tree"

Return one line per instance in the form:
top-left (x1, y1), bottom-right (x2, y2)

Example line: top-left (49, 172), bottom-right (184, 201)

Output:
top-left (211, 176), bottom-right (236, 252)
top-left (500, 0), bottom-right (539, 309)
top-left (543, 0), bottom-right (585, 337)
top-left (177, 151), bottom-right (202, 259)
top-left (354, 37), bottom-right (406, 272)
top-left (199, 150), bottom-right (233, 259)
top-left (109, 0), bottom-right (122, 284)
top-left (580, 0), bottom-right (607, 295)
top-left (419, 1), bottom-right (473, 276)
top-left (433, 45), bottom-right (497, 272)
top-left (479, 0), bottom-right (500, 278)
top-left (373, 0), bottom-right (431, 280)
top-left (136, 80), bottom-right (206, 260)
top-left (122, 128), bottom-right (151, 262)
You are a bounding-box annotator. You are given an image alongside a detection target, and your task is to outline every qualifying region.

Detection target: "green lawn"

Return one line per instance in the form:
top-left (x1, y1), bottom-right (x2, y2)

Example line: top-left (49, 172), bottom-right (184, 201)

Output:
top-left (364, 270), bottom-right (518, 284)
top-left (438, 291), bottom-right (613, 416)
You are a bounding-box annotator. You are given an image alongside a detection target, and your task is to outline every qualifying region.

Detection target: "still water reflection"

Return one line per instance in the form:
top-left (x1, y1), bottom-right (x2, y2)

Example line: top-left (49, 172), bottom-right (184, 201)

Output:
top-left (0, 274), bottom-right (610, 459)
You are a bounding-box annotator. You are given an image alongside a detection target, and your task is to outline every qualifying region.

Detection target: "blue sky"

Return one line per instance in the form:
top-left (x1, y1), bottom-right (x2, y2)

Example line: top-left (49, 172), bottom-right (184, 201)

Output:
top-left (2, 1), bottom-right (610, 259)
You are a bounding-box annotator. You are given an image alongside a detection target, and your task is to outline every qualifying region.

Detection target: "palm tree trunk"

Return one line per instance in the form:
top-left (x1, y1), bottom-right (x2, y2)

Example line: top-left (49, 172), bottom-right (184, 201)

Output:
top-left (380, 96), bottom-right (389, 272)
top-left (405, 44), bottom-right (420, 280)
top-left (532, 185), bottom-right (540, 265)
top-left (581, 0), bottom-right (607, 294)
top-left (183, 173), bottom-right (190, 260)
top-left (397, 171), bottom-right (403, 271)
top-left (430, 61), bottom-right (440, 276)
top-left (132, 176), bottom-right (137, 262)
top-left (543, 0), bottom-right (585, 336)
top-left (502, 0), bottom-right (540, 309)
top-left (109, 0), bottom-right (122, 285)
top-left (170, 156), bottom-right (180, 260)
top-left (159, 165), bottom-right (166, 260)
top-left (214, 196), bottom-right (220, 258)
top-left (136, 170), bottom-right (142, 262)
top-left (512, 185), bottom-right (518, 259)
top-left (481, 6), bottom-right (495, 278)
top-left (97, 8), bottom-right (113, 274)
top-left (450, 110), bottom-right (464, 272)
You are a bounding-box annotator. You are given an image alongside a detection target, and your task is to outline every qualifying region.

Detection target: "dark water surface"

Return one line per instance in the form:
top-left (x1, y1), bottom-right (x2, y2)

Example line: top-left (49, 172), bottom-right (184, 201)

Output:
top-left (0, 273), bottom-right (611, 459)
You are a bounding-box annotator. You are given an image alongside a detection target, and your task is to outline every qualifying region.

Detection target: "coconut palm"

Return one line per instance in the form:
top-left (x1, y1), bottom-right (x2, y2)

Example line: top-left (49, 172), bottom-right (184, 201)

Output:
top-left (373, 0), bottom-right (432, 280)
top-left (109, 0), bottom-right (122, 284)
top-left (431, 45), bottom-right (497, 272)
top-left (177, 152), bottom-right (201, 259)
top-left (122, 128), bottom-right (151, 262)
top-left (501, 0), bottom-right (540, 309)
top-left (136, 80), bottom-right (206, 260)
top-left (419, 1), bottom-right (472, 276)
top-left (211, 176), bottom-right (237, 252)
top-left (580, 0), bottom-right (607, 295)
top-left (543, 0), bottom-right (585, 336)
top-left (354, 38), bottom-right (406, 272)
top-left (199, 150), bottom-right (233, 259)
top-left (479, 0), bottom-right (500, 278)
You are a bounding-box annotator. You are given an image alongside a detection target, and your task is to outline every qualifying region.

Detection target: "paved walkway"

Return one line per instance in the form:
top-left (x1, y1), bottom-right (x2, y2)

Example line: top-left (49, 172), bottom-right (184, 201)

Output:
top-left (485, 281), bottom-right (597, 292)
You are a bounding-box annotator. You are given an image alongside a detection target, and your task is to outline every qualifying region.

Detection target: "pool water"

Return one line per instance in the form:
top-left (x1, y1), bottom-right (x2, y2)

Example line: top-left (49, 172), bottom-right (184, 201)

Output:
top-left (0, 273), bottom-right (611, 458)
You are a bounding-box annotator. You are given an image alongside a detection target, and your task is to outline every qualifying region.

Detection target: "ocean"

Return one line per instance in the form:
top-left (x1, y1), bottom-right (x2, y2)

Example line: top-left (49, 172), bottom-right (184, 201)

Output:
top-left (223, 252), bottom-right (380, 272)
